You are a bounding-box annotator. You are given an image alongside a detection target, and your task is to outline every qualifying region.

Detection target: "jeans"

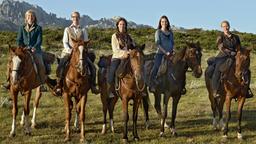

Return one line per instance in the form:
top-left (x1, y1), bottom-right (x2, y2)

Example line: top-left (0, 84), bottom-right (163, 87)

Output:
top-left (151, 54), bottom-right (164, 80)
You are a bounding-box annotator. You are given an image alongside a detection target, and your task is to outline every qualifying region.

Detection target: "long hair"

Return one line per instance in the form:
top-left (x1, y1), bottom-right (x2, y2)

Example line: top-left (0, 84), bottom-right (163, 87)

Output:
top-left (24, 9), bottom-right (37, 24)
top-left (116, 17), bottom-right (128, 32)
top-left (157, 15), bottom-right (171, 30)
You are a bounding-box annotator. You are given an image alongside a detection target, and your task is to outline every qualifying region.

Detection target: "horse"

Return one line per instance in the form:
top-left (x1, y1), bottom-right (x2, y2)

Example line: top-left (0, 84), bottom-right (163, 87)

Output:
top-left (114, 44), bottom-right (145, 143)
top-left (205, 47), bottom-right (251, 139)
top-left (97, 53), bottom-right (150, 135)
top-left (8, 46), bottom-right (55, 137)
top-left (61, 39), bottom-right (92, 142)
top-left (144, 42), bottom-right (202, 137)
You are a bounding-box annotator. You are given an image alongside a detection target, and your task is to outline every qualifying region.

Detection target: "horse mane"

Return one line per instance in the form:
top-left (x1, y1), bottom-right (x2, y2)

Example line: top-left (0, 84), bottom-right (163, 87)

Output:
top-left (172, 47), bottom-right (187, 64)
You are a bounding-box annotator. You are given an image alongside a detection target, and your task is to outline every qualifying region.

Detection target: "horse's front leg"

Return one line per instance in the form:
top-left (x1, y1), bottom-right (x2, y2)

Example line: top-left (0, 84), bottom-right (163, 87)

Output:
top-left (23, 90), bottom-right (32, 135)
top-left (108, 94), bottom-right (118, 133)
top-left (31, 86), bottom-right (42, 128)
top-left (237, 96), bottom-right (245, 139)
top-left (63, 92), bottom-right (71, 142)
top-left (9, 88), bottom-right (19, 137)
top-left (170, 95), bottom-right (181, 136)
top-left (160, 95), bottom-right (170, 137)
top-left (154, 92), bottom-right (162, 117)
top-left (133, 97), bottom-right (141, 141)
top-left (122, 97), bottom-right (129, 143)
top-left (79, 94), bottom-right (87, 143)
top-left (223, 95), bottom-right (231, 138)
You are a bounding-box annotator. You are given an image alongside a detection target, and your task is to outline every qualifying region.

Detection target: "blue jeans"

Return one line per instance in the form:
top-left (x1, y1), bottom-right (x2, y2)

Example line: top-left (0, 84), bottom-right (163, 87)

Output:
top-left (151, 54), bottom-right (164, 80)
top-left (107, 58), bottom-right (121, 84)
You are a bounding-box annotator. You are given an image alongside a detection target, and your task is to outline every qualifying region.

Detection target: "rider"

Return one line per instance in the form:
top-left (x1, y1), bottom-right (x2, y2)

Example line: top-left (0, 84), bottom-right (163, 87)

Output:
top-left (2, 9), bottom-right (47, 92)
top-left (55, 11), bottom-right (99, 95)
top-left (106, 17), bottom-right (135, 98)
top-left (212, 20), bottom-right (253, 98)
top-left (149, 15), bottom-right (174, 92)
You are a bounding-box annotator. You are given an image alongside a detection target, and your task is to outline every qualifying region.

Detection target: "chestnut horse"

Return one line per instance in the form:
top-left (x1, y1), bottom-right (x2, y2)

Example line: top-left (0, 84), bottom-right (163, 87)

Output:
top-left (144, 42), bottom-right (202, 136)
top-left (62, 39), bottom-right (91, 142)
top-left (8, 46), bottom-right (55, 137)
top-left (97, 53), bottom-right (150, 135)
top-left (205, 47), bottom-right (251, 139)
top-left (117, 44), bottom-right (145, 143)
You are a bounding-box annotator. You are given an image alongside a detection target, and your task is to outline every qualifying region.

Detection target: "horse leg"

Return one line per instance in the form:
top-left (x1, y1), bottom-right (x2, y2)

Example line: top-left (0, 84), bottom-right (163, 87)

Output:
top-left (63, 92), bottom-right (71, 142)
top-left (9, 89), bottom-right (18, 137)
top-left (79, 94), bottom-right (87, 143)
top-left (211, 98), bottom-right (217, 130)
top-left (170, 95), bottom-right (180, 136)
top-left (122, 98), bottom-right (129, 143)
top-left (108, 95), bottom-right (118, 133)
top-left (23, 90), bottom-right (32, 135)
top-left (101, 93), bottom-right (108, 134)
top-left (133, 98), bottom-right (141, 141)
top-left (142, 93), bottom-right (150, 129)
top-left (237, 96), bottom-right (245, 139)
top-left (218, 97), bottom-right (225, 131)
top-left (160, 95), bottom-right (170, 137)
top-left (20, 111), bottom-right (25, 126)
top-left (31, 86), bottom-right (42, 128)
top-left (154, 93), bottom-right (162, 117)
top-left (223, 96), bottom-right (231, 138)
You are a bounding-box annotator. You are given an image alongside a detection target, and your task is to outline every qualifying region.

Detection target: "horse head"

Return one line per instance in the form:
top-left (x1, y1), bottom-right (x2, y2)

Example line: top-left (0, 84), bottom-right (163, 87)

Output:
top-left (9, 46), bottom-right (30, 84)
top-left (70, 39), bottom-right (90, 76)
top-left (184, 41), bottom-right (203, 78)
top-left (235, 47), bottom-right (251, 84)
top-left (128, 44), bottom-right (145, 91)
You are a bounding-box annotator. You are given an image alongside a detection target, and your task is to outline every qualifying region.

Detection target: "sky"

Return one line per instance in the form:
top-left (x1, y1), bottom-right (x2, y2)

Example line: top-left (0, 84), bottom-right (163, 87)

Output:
top-left (23, 0), bottom-right (256, 34)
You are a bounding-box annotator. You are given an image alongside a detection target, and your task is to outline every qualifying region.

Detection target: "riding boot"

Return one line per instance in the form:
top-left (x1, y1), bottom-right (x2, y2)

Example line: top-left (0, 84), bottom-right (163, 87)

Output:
top-left (90, 75), bottom-right (100, 95)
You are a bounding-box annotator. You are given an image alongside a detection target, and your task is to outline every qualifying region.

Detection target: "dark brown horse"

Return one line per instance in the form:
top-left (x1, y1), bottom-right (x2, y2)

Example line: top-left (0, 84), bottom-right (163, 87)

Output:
top-left (8, 46), bottom-right (54, 137)
top-left (144, 42), bottom-right (202, 137)
top-left (62, 39), bottom-right (91, 142)
top-left (205, 47), bottom-right (251, 139)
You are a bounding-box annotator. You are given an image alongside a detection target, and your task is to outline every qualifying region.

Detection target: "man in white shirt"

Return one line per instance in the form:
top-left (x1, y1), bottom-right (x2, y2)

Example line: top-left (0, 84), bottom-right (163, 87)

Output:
top-left (55, 11), bottom-right (99, 95)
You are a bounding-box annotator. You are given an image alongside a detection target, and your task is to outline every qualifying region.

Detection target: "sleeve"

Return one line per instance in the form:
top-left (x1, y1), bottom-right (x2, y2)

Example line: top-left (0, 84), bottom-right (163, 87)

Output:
top-left (17, 26), bottom-right (25, 47)
top-left (155, 30), bottom-right (161, 46)
top-left (216, 35), bottom-right (224, 51)
top-left (32, 26), bottom-right (42, 50)
top-left (83, 28), bottom-right (89, 41)
top-left (111, 34), bottom-right (127, 57)
top-left (63, 27), bottom-right (72, 49)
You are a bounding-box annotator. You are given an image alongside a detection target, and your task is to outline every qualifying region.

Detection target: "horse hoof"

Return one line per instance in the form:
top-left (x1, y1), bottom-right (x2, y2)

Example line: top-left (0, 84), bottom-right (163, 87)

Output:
top-left (159, 132), bottom-right (164, 137)
top-left (172, 132), bottom-right (178, 137)
top-left (237, 133), bottom-right (243, 139)
top-left (31, 124), bottom-right (36, 129)
top-left (80, 138), bottom-right (85, 143)
top-left (164, 123), bottom-right (170, 128)
top-left (122, 139), bottom-right (128, 144)
top-left (134, 137), bottom-right (139, 141)
top-left (9, 133), bottom-right (16, 138)
top-left (64, 137), bottom-right (71, 142)
top-left (222, 134), bottom-right (228, 139)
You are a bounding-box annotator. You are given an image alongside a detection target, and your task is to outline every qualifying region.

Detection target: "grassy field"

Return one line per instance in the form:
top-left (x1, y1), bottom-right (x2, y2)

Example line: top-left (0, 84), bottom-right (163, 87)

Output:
top-left (0, 50), bottom-right (255, 144)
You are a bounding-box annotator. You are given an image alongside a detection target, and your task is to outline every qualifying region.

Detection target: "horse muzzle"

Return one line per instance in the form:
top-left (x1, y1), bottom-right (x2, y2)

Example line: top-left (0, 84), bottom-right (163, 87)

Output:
top-left (193, 65), bottom-right (202, 78)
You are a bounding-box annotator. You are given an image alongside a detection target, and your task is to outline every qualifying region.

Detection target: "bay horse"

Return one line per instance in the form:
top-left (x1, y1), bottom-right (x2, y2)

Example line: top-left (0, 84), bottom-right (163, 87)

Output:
top-left (144, 42), bottom-right (202, 137)
top-left (97, 53), bottom-right (150, 135)
top-left (62, 39), bottom-right (91, 142)
top-left (205, 47), bottom-right (251, 139)
top-left (8, 46), bottom-right (55, 137)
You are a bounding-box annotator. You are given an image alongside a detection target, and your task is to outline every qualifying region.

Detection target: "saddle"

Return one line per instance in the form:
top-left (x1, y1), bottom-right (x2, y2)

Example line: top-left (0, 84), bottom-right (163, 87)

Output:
top-left (156, 55), bottom-right (174, 78)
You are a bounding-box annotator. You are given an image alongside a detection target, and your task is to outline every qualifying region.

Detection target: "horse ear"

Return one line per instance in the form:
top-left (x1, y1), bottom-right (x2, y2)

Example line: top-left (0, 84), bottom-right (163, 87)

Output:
top-left (84, 39), bottom-right (91, 46)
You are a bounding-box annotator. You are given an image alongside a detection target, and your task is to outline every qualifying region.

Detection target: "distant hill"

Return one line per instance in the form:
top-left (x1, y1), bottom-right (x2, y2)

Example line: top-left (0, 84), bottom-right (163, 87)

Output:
top-left (0, 0), bottom-right (152, 31)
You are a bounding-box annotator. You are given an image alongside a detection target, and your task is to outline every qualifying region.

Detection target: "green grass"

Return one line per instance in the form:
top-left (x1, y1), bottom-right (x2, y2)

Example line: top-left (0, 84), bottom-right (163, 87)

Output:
top-left (0, 50), bottom-right (256, 144)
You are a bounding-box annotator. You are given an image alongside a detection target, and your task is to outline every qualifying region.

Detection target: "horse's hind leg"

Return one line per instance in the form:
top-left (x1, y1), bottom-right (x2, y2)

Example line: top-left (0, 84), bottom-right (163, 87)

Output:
top-left (133, 97), bottom-right (141, 141)
top-left (160, 95), bottom-right (170, 137)
top-left (23, 90), bottom-right (32, 135)
top-left (79, 94), bottom-right (87, 143)
top-left (31, 86), bottom-right (42, 128)
top-left (100, 93), bottom-right (108, 134)
top-left (9, 89), bottom-right (19, 137)
top-left (63, 93), bottom-right (71, 142)
top-left (122, 98), bottom-right (129, 142)
top-left (236, 96), bottom-right (245, 139)
top-left (109, 95), bottom-right (118, 133)
top-left (223, 96), bottom-right (231, 138)
top-left (154, 93), bottom-right (162, 117)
